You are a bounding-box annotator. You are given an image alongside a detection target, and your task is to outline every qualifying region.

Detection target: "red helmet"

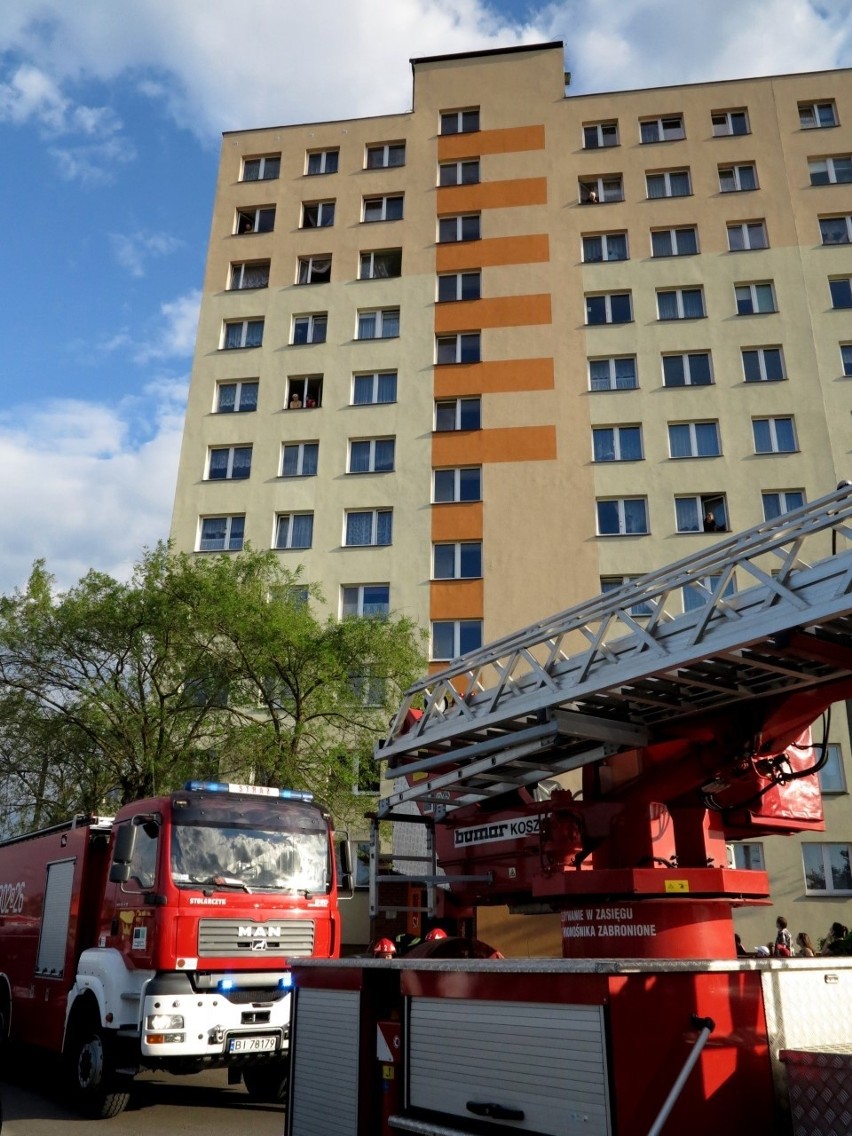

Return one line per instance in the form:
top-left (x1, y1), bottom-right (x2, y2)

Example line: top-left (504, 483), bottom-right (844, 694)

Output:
top-left (372, 937), bottom-right (397, 957)
top-left (425, 928), bottom-right (448, 941)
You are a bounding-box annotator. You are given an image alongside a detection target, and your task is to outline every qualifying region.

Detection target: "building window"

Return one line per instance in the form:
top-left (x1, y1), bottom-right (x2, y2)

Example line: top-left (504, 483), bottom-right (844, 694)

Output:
top-left (582, 232), bottom-right (628, 262)
top-left (363, 195), bottom-right (404, 222)
top-left (735, 282), bottom-right (777, 315)
top-left (662, 352), bottom-right (712, 387)
top-left (657, 288), bottom-right (704, 320)
top-left (301, 201), bottom-right (335, 228)
top-left (433, 466), bottom-right (482, 503)
top-left (341, 584), bottom-right (390, 618)
top-left (359, 249), bottom-right (402, 280)
top-left (352, 371), bottom-right (397, 405)
top-left (216, 380), bottom-right (258, 413)
top-left (803, 843), bottom-right (852, 894)
top-left (435, 397), bottom-right (481, 432)
top-left (830, 277), bottom-right (852, 309)
top-left (306, 149), bottom-right (339, 175)
top-left (668, 421), bottom-right (721, 459)
top-left (640, 115), bottom-right (685, 143)
top-left (438, 271), bottom-right (481, 302)
top-left (207, 445), bottom-right (252, 481)
top-left (286, 375), bottom-right (323, 408)
top-left (366, 142), bottom-right (405, 169)
top-left (431, 620), bottom-right (483, 661)
top-left (223, 319), bottom-right (264, 349)
top-left (646, 169), bottom-right (691, 198)
top-left (199, 515), bottom-right (244, 552)
top-left (439, 160), bottom-right (480, 186)
top-left (589, 356), bottom-right (638, 391)
top-left (762, 490), bottom-right (805, 520)
top-left (819, 744), bottom-right (847, 794)
top-left (586, 292), bottom-right (632, 325)
top-left (292, 314), bottom-right (327, 345)
top-left (436, 333), bottom-right (481, 364)
top-left (229, 261), bottom-right (270, 290)
top-left (842, 344), bottom-right (852, 376)
top-left (242, 154), bottom-right (280, 181)
top-left (433, 542), bottom-right (482, 580)
top-left (297, 256), bottom-right (331, 285)
top-left (600, 577), bottom-right (653, 617)
top-left (596, 498), bottom-right (649, 536)
top-left (651, 227), bottom-right (698, 257)
top-left (349, 437), bottom-right (395, 474)
top-left (727, 843), bottom-right (765, 870)
top-left (719, 163), bottom-right (758, 192)
top-left (809, 156), bottom-right (852, 185)
top-left (579, 175), bottom-right (624, 204)
top-left (441, 108), bottom-right (480, 135)
top-left (281, 442), bottom-right (318, 477)
top-left (235, 206), bottom-right (275, 234)
top-left (592, 425), bottom-right (643, 462)
top-left (345, 509), bottom-right (392, 547)
top-left (753, 417), bottom-right (797, 454)
top-left (683, 574), bottom-right (735, 610)
top-left (727, 220), bottom-right (768, 250)
top-left (357, 308), bottom-right (400, 339)
top-left (819, 215), bottom-right (852, 245)
top-left (676, 495), bottom-right (728, 534)
top-left (712, 109), bottom-right (749, 136)
top-left (438, 214), bottom-right (480, 243)
top-left (584, 121), bottom-right (619, 149)
top-left (275, 513), bottom-right (314, 550)
top-left (799, 101), bottom-right (838, 129)
top-left (743, 347), bottom-right (785, 382)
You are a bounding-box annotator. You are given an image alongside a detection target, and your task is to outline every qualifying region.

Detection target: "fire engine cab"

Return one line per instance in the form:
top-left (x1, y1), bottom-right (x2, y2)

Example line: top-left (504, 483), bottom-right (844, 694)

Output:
top-left (0, 780), bottom-right (341, 1117)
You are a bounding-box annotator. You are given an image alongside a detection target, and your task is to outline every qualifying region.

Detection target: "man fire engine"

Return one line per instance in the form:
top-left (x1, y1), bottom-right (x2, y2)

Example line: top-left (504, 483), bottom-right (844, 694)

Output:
top-left (0, 780), bottom-right (341, 1118)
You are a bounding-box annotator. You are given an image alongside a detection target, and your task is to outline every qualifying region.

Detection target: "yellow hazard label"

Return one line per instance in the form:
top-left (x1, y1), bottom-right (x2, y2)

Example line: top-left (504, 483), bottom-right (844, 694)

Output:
top-left (664, 880), bottom-right (690, 893)
top-left (382, 1067), bottom-right (395, 1081)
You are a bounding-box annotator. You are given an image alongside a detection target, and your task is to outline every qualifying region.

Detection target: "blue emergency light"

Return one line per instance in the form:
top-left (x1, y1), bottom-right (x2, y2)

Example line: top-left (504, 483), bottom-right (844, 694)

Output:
top-left (185, 781), bottom-right (314, 802)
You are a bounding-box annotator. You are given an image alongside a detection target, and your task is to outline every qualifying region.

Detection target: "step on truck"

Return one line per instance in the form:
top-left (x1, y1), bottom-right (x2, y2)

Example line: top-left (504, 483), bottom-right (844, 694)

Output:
top-left (0, 780), bottom-right (342, 1117)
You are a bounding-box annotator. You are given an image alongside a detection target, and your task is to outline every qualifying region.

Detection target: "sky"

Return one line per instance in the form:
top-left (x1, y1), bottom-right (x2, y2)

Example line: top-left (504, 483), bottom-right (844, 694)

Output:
top-left (1, 0), bottom-right (851, 594)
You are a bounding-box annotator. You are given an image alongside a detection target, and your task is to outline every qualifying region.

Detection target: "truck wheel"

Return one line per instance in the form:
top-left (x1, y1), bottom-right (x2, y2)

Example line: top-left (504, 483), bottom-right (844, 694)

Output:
top-left (243, 1059), bottom-right (289, 1103)
top-left (67, 1022), bottom-right (131, 1119)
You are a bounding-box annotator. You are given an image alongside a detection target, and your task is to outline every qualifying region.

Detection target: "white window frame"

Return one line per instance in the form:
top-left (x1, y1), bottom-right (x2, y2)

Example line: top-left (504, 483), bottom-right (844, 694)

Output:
top-left (651, 227), bottom-right (698, 257)
top-left (727, 220), bottom-right (768, 251)
top-left (356, 308), bottom-right (400, 340)
top-left (735, 282), bottom-right (777, 315)
top-left (440, 108), bottom-right (480, 135)
top-left (242, 154), bottom-right (280, 181)
top-left (656, 288), bottom-right (705, 320)
top-left (433, 466), bottom-right (482, 503)
top-left (841, 343), bottom-right (852, 377)
top-left (719, 163), bottom-right (758, 192)
top-left (675, 496), bottom-right (728, 535)
top-left (762, 490), bottom-right (805, 521)
top-left (305, 149), bottom-right (339, 175)
top-left (216, 380), bottom-right (258, 413)
top-left (222, 319), bottom-right (264, 349)
top-left (286, 375), bottom-right (323, 408)
top-left (344, 509), bottom-right (393, 547)
top-left (437, 271), bottom-right (481, 302)
top-left (809, 156), bottom-right (852, 184)
top-left (275, 512), bottom-right (314, 550)
top-left (592, 425), bottom-right (643, 462)
top-left (588, 356), bottom-right (638, 391)
top-left (431, 620), bottom-right (483, 661)
top-left (297, 255), bottom-right (331, 285)
top-left (668, 421), bottom-right (721, 459)
top-left (640, 115), bottom-right (685, 143)
top-left (435, 397), bottom-right (481, 432)
top-left (235, 206), bottom-right (275, 234)
top-left (742, 346), bottom-right (785, 383)
top-left (803, 843), bottom-right (852, 895)
top-left (579, 175), bottom-right (624, 204)
top-left (436, 333), bottom-right (481, 365)
top-left (438, 214), bottom-right (480, 243)
top-left (711, 110), bottom-right (749, 136)
top-left (207, 445), bottom-right (252, 481)
top-left (819, 215), bottom-right (852, 245)
top-left (582, 232), bottom-right (629, 262)
top-left (362, 195), bottom-right (404, 223)
top-left (439, 159), bottom-right (480, 186)
top-left (600, 576), bottom-right (654, 617)
top-left (348, 437), bottom-right (395, 474)
top-left (753, 416), bottom-right (797, 454)
top-left (596, 498), bottom-right (649, 536)
top-left (365, 142), bottom-right (405, 169)
top-left (645, 169), bottom-right (691, 198)
top-left (301, 200), bottom-right (335, 228)
top-left (726, 843), bottom-right (765, 870)
top-left (662, 352), bottom-right (713, 387)
top-left (583, 121), bottom-right (619, 149)
top-left (280, 442), bottom-right (318, 478)
top-left (830, 277), bottom-right (852, 309)
top-left (799, 101), bottom-right (838, 129)
top-left (341, 584), bottom-right (390, 619)
top-left (229, 260), bottom-right (270, 290)
top-left (818, 744), bottom-right (847, 794)
top-left (359, 249), bottom-right (402, 280)
top-left (351, 371), bottom-right (397, 406)
top-left (586, 292), bottom-right (632, 325)
top-left (198, 515), bottom-right (244, 552)
top-left (432, 541), bottom-right (483, 580)
top-left (291, 314), bottom-right (327, 345)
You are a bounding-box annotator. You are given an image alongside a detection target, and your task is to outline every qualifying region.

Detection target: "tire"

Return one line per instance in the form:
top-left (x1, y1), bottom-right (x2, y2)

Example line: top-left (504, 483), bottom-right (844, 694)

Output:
top-left (243, 1058), bottom-right (289, 1103)
top-left (66, 1021), bottom-right (131, 1119)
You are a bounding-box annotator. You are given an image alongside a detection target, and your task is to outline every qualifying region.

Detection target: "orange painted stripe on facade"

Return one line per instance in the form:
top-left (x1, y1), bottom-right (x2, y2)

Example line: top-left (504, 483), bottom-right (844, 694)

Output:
top-left (431, 502), bottom-right (484, 542)
top-left (434, 358), bottom-right (554, 397)
top-left (429, 580), bottom-right (484, 620)
top-left (437, 125), bottom-right (545, 160)
top-left (437, 178), bottom-right (547, 213)
top-left (436, 234), bottom-right (549, 272)
top-left (432, 425), bottom-right (557, 466)
top-left (435, 294), bottom-right (551, 333)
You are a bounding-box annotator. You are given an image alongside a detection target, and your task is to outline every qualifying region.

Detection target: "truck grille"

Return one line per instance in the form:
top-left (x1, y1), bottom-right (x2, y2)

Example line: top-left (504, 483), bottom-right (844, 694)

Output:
top-left (198, 918), bottom-right (315, 958)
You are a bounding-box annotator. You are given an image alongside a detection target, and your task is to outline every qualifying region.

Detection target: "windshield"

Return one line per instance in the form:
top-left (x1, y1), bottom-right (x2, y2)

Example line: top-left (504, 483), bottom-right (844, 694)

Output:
top-left (170, 824), bottom-right (329, 894)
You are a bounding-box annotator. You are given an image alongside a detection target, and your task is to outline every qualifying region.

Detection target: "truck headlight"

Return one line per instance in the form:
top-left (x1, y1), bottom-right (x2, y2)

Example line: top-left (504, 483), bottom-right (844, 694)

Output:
top-left (147, 1013), bottom-right (185, 1031)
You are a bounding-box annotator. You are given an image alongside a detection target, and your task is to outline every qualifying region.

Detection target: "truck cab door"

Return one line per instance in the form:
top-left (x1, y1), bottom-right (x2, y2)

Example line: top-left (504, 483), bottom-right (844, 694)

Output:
top-left (105, 817), bottom-right (161, 970)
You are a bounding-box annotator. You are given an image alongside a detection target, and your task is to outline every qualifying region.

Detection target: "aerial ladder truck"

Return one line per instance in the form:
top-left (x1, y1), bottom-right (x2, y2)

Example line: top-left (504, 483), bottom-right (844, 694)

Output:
top-left (286, 486), bottom-right (852, 1136)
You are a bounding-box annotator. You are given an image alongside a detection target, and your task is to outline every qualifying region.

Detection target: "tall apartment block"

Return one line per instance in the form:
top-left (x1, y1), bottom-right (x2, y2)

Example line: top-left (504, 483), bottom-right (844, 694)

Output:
top-left (171, 42), bottom-right (852, 953)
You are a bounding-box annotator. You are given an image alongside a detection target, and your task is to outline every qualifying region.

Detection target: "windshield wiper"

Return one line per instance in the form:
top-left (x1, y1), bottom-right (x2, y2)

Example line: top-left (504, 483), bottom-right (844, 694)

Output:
top-left (189, 875), bottom-right (253, 894)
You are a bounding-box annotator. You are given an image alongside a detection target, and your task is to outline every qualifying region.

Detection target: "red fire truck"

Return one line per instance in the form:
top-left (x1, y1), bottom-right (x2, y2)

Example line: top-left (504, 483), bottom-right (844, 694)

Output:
top-left (0, 779), bottom-right (342, 1117)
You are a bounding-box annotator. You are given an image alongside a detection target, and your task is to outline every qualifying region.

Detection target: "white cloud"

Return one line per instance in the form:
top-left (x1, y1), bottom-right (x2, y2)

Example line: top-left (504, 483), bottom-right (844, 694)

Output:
top-left (110, 230), bottom-right (183, 278)
top-left (96, 288), bottom-right (201, 365)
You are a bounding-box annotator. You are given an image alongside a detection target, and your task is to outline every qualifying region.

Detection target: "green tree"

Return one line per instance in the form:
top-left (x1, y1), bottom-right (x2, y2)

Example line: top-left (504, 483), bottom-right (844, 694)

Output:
top-left (0, 547), bottom-right (425, 833)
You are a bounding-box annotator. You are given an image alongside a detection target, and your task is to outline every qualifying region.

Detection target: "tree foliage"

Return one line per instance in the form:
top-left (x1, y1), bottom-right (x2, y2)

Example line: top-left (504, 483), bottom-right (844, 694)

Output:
top-left (0, 547), bottom-right (425, 833)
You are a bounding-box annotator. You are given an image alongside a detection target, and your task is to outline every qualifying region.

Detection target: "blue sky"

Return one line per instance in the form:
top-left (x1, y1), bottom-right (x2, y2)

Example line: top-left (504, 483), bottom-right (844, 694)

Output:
top-left (1, 0), bottom-right (851, 592)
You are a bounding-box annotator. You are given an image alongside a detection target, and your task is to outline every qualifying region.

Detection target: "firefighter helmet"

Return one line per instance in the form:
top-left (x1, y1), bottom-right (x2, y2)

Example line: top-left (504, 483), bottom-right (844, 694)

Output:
top-left (425, 928), bottom-right (448, 941)
top-left (372, 937), bottom-right (397, 957)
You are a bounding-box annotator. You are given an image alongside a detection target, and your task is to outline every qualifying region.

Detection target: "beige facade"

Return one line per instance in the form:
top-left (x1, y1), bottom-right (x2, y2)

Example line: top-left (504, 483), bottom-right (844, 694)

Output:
top-left (171, 43), bottom-right (852, 954)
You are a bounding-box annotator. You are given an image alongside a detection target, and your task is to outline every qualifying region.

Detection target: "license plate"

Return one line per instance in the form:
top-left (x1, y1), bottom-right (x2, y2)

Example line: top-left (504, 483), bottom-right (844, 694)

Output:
top-left (228, 1035), bottom-right (278, 1054)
